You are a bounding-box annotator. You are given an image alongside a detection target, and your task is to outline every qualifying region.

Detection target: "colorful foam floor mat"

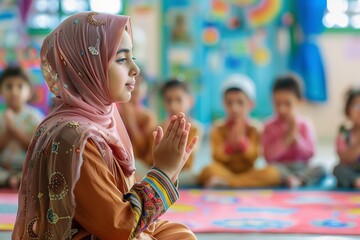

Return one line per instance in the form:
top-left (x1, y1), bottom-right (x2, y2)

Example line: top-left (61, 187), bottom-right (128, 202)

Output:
top-left (162, 190), bottom-right (360, 235)
top-left (0, 192), bottom-right (17, 231)
top-left (1, 190), bottom-right (360, 235)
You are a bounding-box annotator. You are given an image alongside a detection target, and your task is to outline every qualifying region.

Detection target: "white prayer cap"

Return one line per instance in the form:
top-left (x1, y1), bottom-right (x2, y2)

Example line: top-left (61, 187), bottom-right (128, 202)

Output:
top-left (221, 74), bottom-right (256, 101)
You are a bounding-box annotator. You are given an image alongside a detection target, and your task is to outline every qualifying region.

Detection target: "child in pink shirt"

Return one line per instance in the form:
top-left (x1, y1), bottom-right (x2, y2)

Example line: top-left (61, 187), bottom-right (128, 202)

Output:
top-left (333, 87), bottom-right (360, 189)
top-left (262, 74), bottom-right (325, 188)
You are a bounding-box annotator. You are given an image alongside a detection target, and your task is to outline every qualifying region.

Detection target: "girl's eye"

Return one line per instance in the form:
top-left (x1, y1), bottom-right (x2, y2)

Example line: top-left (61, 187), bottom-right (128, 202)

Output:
top-left (116, 57), bottom-right (136, 63)
top-left (116, 58), bottom-right (127, 63)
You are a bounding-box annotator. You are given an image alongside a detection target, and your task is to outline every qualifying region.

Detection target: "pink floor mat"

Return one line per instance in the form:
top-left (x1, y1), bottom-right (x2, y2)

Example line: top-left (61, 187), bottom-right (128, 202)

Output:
top-left (1, 190), bottom-right (360, 235)
top-left (162, 190), bottom-right (360, 235)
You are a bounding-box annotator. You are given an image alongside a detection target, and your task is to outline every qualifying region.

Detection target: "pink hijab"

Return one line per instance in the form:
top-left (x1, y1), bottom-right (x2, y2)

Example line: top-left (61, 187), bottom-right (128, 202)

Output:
top-left (12, 12), bottom-right (135, 239)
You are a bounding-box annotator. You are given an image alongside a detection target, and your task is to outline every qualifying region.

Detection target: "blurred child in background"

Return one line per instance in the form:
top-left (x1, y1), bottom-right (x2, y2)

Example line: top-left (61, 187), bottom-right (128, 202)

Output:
top-left (0, 65), bottom-right (43, 189)
top-left (262, 74), bottom-right (325, 188)
top-left (200, 74), bottom-right (281, 188)
top-left (333, 87), bottom-right (360, 189)
top-left (119, 72), bottom-right (157, 180)
top-left (160, 79), bottom-right (203, 187)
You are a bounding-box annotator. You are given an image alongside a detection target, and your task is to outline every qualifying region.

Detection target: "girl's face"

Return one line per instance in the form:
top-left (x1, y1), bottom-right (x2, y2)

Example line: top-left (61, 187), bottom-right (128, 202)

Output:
top-left (108, 31), bottom-right (140, 103)
top-left (349, 95), bottom-right (360, 126)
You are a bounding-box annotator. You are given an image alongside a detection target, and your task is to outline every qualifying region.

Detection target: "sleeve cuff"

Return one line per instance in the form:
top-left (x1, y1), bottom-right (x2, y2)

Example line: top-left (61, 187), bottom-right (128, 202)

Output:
top-left (143, 167), bottom-right (179, 210)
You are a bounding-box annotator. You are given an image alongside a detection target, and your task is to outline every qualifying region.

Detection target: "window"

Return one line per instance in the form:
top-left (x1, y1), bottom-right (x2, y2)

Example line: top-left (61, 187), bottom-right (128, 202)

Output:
top-left (323, 0), bottom-right (360, 29)
top-left (27, 0), bottom-right (123, 35)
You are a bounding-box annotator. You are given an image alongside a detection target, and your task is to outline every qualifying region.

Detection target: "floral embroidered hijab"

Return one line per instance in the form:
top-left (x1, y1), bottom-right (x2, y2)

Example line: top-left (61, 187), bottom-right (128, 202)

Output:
top-left (12, 12), bottom-right (135, 239)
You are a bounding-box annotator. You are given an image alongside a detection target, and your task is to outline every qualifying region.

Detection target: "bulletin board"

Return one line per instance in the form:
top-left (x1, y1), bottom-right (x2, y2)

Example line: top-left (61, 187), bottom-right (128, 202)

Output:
top-left (162, 0), bottom-right (292, 126)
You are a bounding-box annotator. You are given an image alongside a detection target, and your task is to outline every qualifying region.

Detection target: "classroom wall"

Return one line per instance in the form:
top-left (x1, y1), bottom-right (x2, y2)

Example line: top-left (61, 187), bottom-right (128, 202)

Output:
top-left (126, 4), bottom-right (161, 78)
top-left (301, 33), bottom-right (360, 142)
top-left (137, 24), bottom-right (360, 143)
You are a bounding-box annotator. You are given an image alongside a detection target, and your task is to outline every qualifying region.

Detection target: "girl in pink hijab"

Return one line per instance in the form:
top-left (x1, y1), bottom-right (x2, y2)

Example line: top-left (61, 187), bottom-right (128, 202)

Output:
top-left (12, 12), bottom-right (198, 240)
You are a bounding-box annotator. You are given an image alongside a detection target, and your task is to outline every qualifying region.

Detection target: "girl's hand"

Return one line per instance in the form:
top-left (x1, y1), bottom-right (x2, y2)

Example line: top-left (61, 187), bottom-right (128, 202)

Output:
top-left (152, 113), bottom-right (198, 182)
top-left (171, 122), bottom-right (198, 182)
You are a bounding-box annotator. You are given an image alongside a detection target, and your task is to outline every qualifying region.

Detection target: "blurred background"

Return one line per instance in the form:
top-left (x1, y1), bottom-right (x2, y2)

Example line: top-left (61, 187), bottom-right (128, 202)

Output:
top-left (0, 0), bottom-right (358, 141)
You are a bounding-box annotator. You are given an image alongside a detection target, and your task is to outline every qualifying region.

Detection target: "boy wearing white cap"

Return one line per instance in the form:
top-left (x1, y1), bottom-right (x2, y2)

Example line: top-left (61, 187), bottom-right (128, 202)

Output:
top-left (199, 74), bottom-right (281, 188)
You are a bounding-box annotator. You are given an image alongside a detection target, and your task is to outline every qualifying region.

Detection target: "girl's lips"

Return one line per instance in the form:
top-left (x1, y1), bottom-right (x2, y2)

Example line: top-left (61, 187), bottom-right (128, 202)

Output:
top-left (126, 83), bottom-right (135, 91)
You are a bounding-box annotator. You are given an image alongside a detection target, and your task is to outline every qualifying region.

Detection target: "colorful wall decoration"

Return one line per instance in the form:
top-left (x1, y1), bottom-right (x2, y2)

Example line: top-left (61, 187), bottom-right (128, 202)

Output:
top-left (246, 0), bottom-right (282, 28)
top-left (161, 0), bottom-right (204, 120)
top-left (162, 0), bottom-right (290, 126)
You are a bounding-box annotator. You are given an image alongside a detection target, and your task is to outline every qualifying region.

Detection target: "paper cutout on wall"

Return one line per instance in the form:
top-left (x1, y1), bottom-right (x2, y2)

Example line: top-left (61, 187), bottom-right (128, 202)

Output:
top-left (0, 46), bottom-right (41, 68)
top-left (168, 47), bottom-right (193, 65)
top-left (281, 12), bottom-right (294, 27)
top-left (252, 47), bottom-right (270, 65)
top-left (225, 56), bottom-right (242, 69)
top-left (211, 0), bottom-right (229, 19)
top-left (227, 17), bottom-right (242, 30)
top-left (16, 47), bottom-right (40, 68)
top-left (249, 30), bottom-right (271, 66)
top-left (222, 0), bottom-right (281, 27)
top-left (202, 27), bottom-right (220, 46)
top-left (248, 0), bottom-right (282, 27)
top-left (225, 0), bottom-right (257, 7)
top-left (231, 41), bottom-right (249, 57)
top-left (171, 13), bottom-right (192, 44)
top-left (206, 51), bottom-right (223, 72)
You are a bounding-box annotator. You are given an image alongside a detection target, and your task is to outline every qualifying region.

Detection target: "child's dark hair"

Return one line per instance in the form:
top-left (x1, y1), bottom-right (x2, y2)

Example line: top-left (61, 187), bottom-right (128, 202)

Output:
top-left (344, 87), bottom-right (360, 116)
top-left (0, 65), bottom-right (31, 86)
top-left (273, 73), bottom-right (303, 99)
top-left (224, 88), bottom-right (243, 96)
top-left (161, 78), bottom-right (190, 96)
